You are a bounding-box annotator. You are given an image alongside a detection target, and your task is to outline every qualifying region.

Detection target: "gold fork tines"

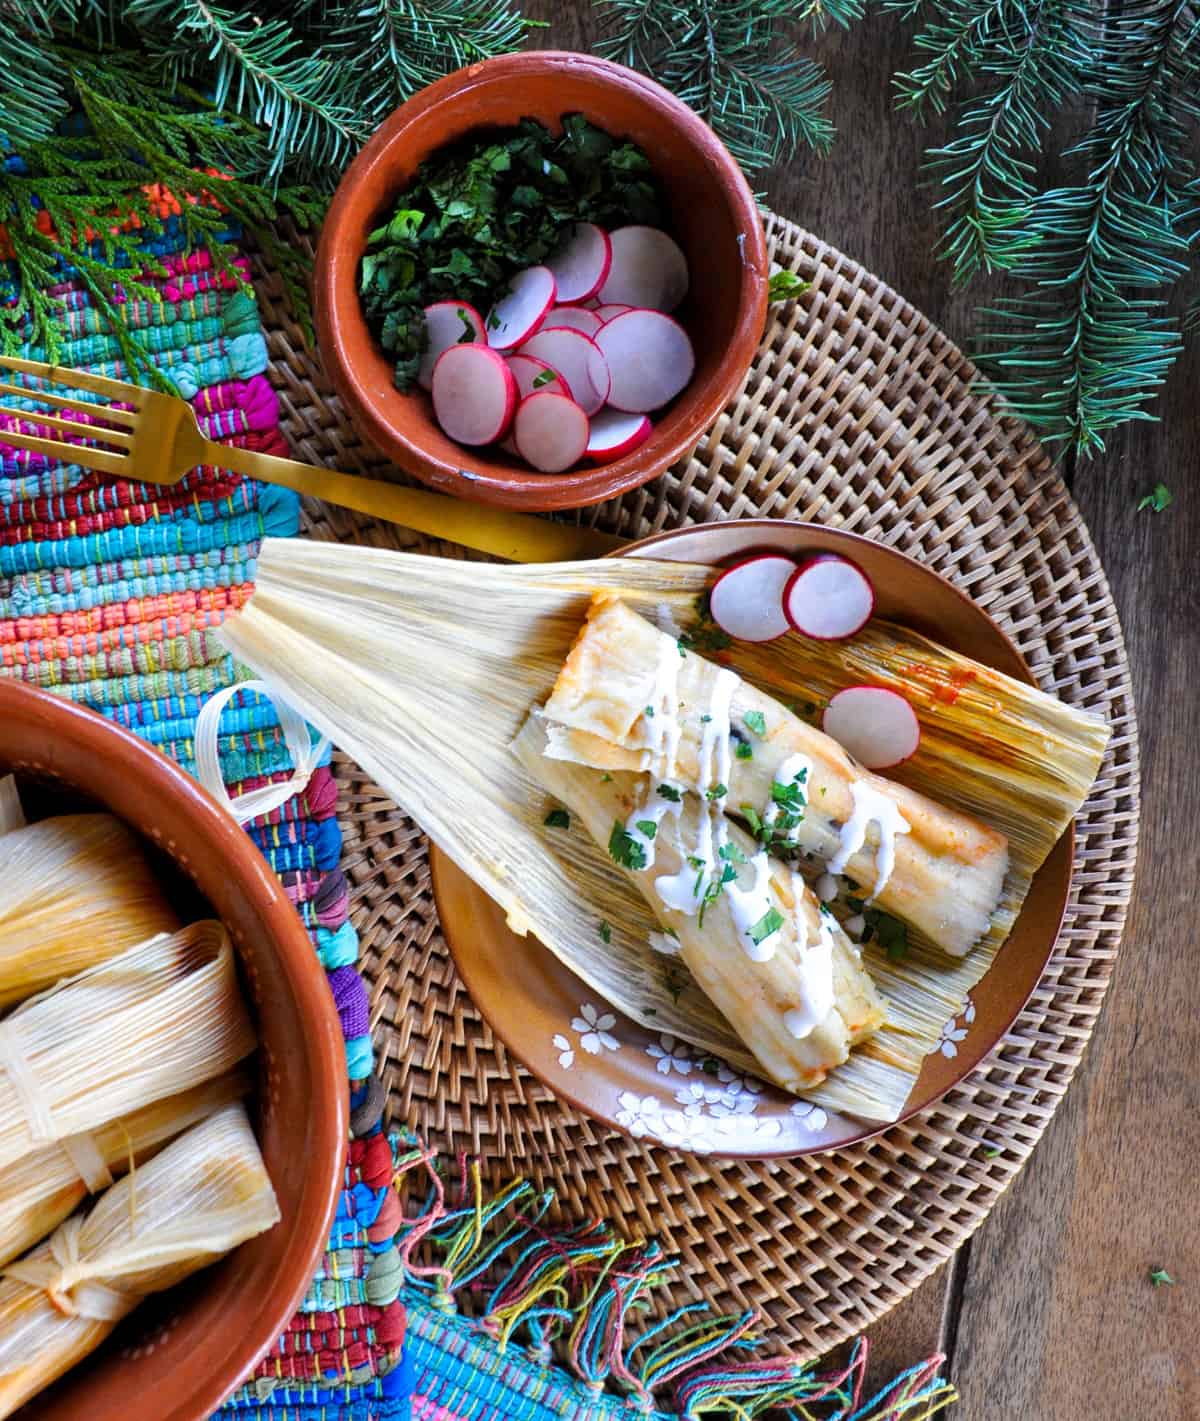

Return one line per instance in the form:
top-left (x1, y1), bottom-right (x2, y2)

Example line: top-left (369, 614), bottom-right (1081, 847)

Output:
top-left (0, 353), bottom-right (150, 407)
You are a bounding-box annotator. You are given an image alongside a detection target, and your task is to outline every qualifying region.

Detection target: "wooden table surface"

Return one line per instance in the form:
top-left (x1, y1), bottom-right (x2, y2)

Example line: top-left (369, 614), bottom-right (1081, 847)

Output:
top-left (528, 6), bottom-right (1198, 1416)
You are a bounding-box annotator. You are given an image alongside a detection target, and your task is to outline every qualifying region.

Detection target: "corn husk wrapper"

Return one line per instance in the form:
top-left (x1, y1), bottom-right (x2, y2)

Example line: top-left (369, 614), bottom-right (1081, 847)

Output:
top-left (0, 921), bottom-right (256, 1173)
top-left (217, 538), bottom-right (1108, 1122)
top-left (0, 1103), bottom-right (279, 1417)
top-left (0, 781), bottom-right (179, 1009)
top-left (0, 1070), bottom-right (250, 1271)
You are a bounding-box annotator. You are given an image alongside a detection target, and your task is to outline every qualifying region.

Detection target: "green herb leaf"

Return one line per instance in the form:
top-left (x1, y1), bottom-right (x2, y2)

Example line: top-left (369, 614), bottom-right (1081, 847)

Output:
top-left (768, 270), bottom-right (811, 302)
top-left (601, 773), bottom-right (614, 783)
top-left (719, 841), bottom-right (747, 864)
top-left (657, 784), bottom-right (682, 802)
top-left (700, 713), bottom-right (713, 723)
top-left (531, 367), bottom-right (557, 388)
top-left (743, 709), bottom-right (767, 736)
top-left (700, 1056), bottom-right (720, 1076)
top-left (741, 805), bottom-right (764, 838)
top-left (1150, 1267), bottom-right (1174, 1287)
top-left (543, 807), bottom-right (570, 829)
top-left (636, 819), bottom-right (659, 840)
top-left (735, 740), bottom-right (754, 760)
top-left (456, 308), bottom-right (476, 343)
top-left (748, 906), bottom-right (785, 945)
top-left (608, 820), bottom-right (647, 871)
top-left (644, 705), bottom-right (655, 718)
top-left (706, 783), bottom-right (728, 801)
top-left (866, 909), bottom-right (909, 961)
top-left (599, 919), bottom-right (612, 944)
top-left (1137, 483), bottom-right (1173, 513)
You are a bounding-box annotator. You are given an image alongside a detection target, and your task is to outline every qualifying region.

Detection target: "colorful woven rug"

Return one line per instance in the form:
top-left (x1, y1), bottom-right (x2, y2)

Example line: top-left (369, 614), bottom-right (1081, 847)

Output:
top-left (0, 219), bottom-right (409, 1419)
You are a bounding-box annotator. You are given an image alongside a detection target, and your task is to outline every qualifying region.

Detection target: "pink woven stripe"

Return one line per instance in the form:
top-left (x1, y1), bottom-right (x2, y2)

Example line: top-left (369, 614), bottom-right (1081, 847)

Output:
top-left (411, 1398), bottom-right (468, 1421)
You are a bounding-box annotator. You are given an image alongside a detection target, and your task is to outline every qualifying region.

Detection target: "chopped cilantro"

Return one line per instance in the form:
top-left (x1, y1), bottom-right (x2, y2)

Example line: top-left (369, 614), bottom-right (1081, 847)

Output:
top-left (644, 705), bottom-right (656, 718)
top-left (743, 710), bottom-right (766, 736)
top-left (700, 713), bottom-right (713, 723)
top-left (741, 805), bottom-right (764, 838)
top-left (706, 783), bottom-right (728, 801)
top-left (1149, 1267), bottom-right (1174, 1287)
top-left (677, 640), bottom-right (688, 658)
top-left (608, 821), bottom-right (647, 871)
top-left (771, 779), bottom-right (806, 810)
top-left (768, 270), bottom-right (811, 302)
top-left (864, 909), bottom-right (909, 961)
top-left (543, 808), bottom-right (570, 829)
top-left (657, 784), bottom-right (682, 802)
top-left (719, 841), bottom-right (746, 864)
top-left (748, 907), bottom-right (785, 945)
top-left (735, 740), bottom-right (754, 760)
top-left (635, 819), bottom-right (659, 840)
top-left (486, 311), bottom-right (501, 330)
top-left (531, 368), bottom-right (557, 389)
top-left (687, 855), bottom-right (704, 869)
top-left (700, 1056), bottom-right (720, 1076)
top-left (601, 773), bottom-right (613, 783)
top-left (598, 919), bottom-right (612, 944)
top-left (1137, 483), bottom-right (1173, 513)
top-left (982, 1145), bottom-right (1001, 1159)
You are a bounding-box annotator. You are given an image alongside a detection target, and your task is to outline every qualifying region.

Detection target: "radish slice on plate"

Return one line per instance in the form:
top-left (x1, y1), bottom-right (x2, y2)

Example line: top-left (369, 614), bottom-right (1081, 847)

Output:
top-left (783, 555), bottom-right (875, 640)
top-left (431, 344), bottom-right (517, 445)
top-left (486, 266), bottom-right (556, 349)
top-left (822, 686), bottom-right (921, 769)
top-left (708, 555), bottom-right (796, 643)
top-left (518, 327), bottom-right (609, 416)
top-left (513, 392), bottom-right (590, 473)
top-left (586, 409), bottom-right (652, 462)
top-left (593, 303), bottom-right (633, 325)
top-left (598, 227), bottom-right (689, 312)
top-left (597, 309), bottom-right (694, 412)
top-left (417, 300), bottom-right (484, 391)
top-left (545, 223), bottom-right (612, 304)
top-left (546, 306), bottom-right (603, 337)
top-left (507, 353), bottom-right (572, 401)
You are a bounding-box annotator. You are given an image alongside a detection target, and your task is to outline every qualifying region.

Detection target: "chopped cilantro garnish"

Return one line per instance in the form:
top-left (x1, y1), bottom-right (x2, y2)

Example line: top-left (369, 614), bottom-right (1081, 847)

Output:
top-left (863, 909), bottom-right (909, 961)
top-left (543, 808), bottom-right (570, 829)
top-left (1137, 483), bottom-right (1173, 513)
top-left (700, 713), bottom-right (713, 723)
top-left (531, 367), bottom-right (556, 389)
top-left (598, 919), bottom-right (612, 944)
top-left (677, 640), bottom-right (688, 658)
top-left (608, 821), bottom-right (647, 871)
top-left (657, 784), bottom-right (682, 802)
top-left (644, 705), bottom-right (655, 718)
top-left (748, 907), bottom-right (785, 945)
top-left (687, 855), bottom-right (704, 869)
top-left (1149, 1267), bottom-right (1174, 1287)
top-left (982, 1145), bottom-right (1001, 1159)
top-left (743, 710), bottom-right (766, 736)
top-left (741, 805), bottom-right (764, 837)
top-left (636, 819), bottom-right (659, 840)
top-left (735, 740), bottom-right (753, 760)
top-left (768, 270), bottom-right (811, 302)
top-left (487, 312), bottom-right (501, 330)
top-left (601, 773), bottom-right (613, 783)
top-left (771, 779), bottom-right (806, 810)
top-left (700, 1056), bottom-right (720, 1076)
top-left (719, 841), bottom-right (746, 864)
top-left (706, 783), bottom-right (728, 801)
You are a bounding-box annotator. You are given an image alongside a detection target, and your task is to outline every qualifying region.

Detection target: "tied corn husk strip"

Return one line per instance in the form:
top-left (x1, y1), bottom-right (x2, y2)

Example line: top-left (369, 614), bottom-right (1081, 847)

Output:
top-left (0, 921), bottom-right (256, 1173)
top-left (217, 539), bottom-right (1107, 1122)
top-left (541, 597), bottom-right (1012, 958)
top-left (0, 1103), bottom-right (279, 1417)
top-left (514, 715), bottom-right (886, 1093)
top-left (0, 1071), bottom-right (250, 1271)
top-left (0, 781), bottom-right (180, 1009)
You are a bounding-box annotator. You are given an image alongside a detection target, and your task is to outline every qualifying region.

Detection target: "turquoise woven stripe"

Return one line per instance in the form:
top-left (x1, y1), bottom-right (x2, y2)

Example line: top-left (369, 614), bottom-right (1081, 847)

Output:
top-left (3, 546), bottom-right (260, 616)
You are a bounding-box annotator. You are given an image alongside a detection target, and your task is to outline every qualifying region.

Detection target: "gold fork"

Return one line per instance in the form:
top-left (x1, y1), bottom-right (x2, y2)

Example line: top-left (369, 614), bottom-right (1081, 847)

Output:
top-left (0, 354), bottom-right (623, 563)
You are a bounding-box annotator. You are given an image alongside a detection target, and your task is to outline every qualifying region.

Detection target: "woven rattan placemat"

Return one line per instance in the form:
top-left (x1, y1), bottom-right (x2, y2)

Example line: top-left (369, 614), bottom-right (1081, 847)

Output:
top-left (252, 210), bottom-right (1139, 1359)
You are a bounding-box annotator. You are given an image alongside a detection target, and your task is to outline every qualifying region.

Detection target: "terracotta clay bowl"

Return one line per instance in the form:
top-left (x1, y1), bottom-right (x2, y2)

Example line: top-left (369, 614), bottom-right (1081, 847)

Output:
top-left (433, 521), bottom-right (1073, 1157)
top-left (0, 682), bottom-right (347, 1421)
top-left (314, 51), bottom-right (769, 512)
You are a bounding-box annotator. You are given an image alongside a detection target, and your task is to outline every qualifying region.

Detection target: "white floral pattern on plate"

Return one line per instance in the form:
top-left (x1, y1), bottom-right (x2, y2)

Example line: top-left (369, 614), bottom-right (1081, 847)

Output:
top-left (646, 1033), bottom-right (694, 1076)
top-left (552, 1033), bottom-right (575, 1070)
top-left (569, 1002), bottom-right (620, 1056)
top-left (615, 1090), bottom-right (784, 1151)
top-left (789, 1100), bottom-right (829, 1132)
top-left (936, 997), bottom-right (977, 1058)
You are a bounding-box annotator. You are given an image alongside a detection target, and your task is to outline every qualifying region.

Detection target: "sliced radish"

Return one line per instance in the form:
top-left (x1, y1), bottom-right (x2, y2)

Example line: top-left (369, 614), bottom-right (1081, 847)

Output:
top-left (596, 309), bottom-right (694, 413)
top-left (546, 306), bottom-right (603, 338)
top-left (513, 393), bottom-right (589, 473)
top-left (593, 303), bottom-right (633, 325)
top-left (708, 555), bottom-right (796, 643)
top-left (598, 227), bottom-right (689, 313)
top-left (507, 353), bottom-right (573, 401)
top-left (486, 266), bottom-right (556, 350)
top-left (586, 409), bottom-right (652, 462)
top-left (417, 301), bottom-right (485, 391)
top-left (518, 327), bottom-right (609, 416)
top-left (783, 556), bottom-right (875, 641)
top-left (431, 344), bottom-right (517, 445)
top-left (822, 686), bottom-right (921, 769)
top-left (545, 223), bottom-right (612, 304)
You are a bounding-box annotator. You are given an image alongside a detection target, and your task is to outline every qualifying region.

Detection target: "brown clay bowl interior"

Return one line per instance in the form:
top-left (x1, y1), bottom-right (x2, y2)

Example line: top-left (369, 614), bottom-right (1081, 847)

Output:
top-left (314, 51), bottom-right (769, 512)
top-left (0, 682), bottom-right (347, 1421)
top-left (433, 521), bottom-right (1073, 1157)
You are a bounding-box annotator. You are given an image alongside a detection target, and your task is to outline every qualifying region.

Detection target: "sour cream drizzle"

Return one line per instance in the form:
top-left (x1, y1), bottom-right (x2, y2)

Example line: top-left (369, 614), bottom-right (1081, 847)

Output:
top-left (783, 887), bottom-right (837, 1040)
top-left (827, 779), bottom-right (911, 901)
top-left (646, 635), bottom-right (683, 778)
top-left (723, 850), bottom-right (777, 961)
top-left (623, 784), bottom-right (683, 872)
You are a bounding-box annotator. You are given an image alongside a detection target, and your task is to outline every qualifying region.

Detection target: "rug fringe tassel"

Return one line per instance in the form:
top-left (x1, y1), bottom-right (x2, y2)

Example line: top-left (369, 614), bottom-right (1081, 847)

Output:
top-left (391, 1133), bottom-right (957, 1418)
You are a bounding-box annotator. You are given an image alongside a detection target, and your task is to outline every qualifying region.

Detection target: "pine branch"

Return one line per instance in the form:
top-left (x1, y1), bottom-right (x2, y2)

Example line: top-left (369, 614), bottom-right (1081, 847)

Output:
top-left (123, 0), bottom-right (368, 183)
top-left (597, 0), bottom-right (835, 173)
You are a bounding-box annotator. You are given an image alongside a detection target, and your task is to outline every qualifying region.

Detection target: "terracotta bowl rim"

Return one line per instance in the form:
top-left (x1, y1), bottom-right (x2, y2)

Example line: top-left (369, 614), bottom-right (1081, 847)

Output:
top-left (313, 50), bottom-right (769, 511)
top-left (0, 680), bottom-right (348, 1419)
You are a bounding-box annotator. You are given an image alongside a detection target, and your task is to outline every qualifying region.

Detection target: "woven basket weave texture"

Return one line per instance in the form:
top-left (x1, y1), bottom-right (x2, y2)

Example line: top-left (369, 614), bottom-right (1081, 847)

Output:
top-left (252, 210), bottom-right (1140, 1360)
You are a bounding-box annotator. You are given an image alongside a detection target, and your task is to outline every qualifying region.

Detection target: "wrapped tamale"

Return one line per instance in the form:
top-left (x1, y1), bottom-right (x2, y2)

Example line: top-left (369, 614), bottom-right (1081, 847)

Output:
top-left (0, 1104), bottom-right (279, 1417)
top-left (515, 716), bottom-right (884, 1092)
top-left (0, 777), bottom-right (179, 1007)
top-left (0, 1071), bottom-right (250, 1270)
top-left (540, 596), bottom-right (1011, 957)
top-left (0, 921), bottom-right (255, 1174)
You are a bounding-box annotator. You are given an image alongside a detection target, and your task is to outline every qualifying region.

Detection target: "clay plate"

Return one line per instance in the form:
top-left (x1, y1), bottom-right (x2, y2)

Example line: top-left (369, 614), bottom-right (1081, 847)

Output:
top-left (432, 521), bottom-right (1072, 1157)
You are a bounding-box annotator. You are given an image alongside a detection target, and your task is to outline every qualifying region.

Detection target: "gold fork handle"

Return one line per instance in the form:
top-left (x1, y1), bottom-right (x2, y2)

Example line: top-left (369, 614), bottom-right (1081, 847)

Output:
top-left (209, 438), bottom-right (625, 563)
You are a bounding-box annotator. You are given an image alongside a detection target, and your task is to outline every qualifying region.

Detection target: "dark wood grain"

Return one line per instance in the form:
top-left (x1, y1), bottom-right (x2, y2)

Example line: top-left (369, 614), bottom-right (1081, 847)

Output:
top-left (526, 4), bottom-right (1198, 1412)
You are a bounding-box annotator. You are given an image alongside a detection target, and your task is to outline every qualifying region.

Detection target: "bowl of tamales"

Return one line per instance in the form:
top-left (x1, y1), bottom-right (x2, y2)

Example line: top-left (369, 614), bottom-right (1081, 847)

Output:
top-left (0, 681), bottom-right (347, 1421)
